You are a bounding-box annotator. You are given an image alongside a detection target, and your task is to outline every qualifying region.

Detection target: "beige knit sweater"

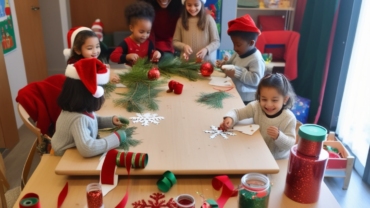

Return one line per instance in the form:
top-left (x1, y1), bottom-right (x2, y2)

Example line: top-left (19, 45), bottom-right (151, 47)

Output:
top-left (173, 14), bottom-right (220, 63)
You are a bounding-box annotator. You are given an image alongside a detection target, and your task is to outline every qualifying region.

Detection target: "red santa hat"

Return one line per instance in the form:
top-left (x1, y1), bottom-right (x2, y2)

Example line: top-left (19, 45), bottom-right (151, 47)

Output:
top-left (91, 19), bottom-right (104, 42)
top-left (182, 0), bottom-right (206, 4)
top-left (63, 26), bottom-right (92, 60)
top-left (65, 58), bottom-right (110, 98)
top-left (227, 14), bottom-right (261, 35)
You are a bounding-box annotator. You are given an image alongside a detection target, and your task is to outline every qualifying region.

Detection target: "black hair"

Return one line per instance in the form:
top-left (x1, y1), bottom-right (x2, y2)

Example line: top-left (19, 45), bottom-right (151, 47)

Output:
top-left (228, 31), bottom-right (259, 42)
top-left (68, 30), bottom-right (99, 63)
top-left (255, 73), bottom-right (296, 109)
top-left (58, 77), bottom-right (105, 113)
top-left (125, 1), bottom-right (155, 26)
top-left (139, 0), bottom-right (182, 17)
top-left (181, 0), bottom-right (206, 31)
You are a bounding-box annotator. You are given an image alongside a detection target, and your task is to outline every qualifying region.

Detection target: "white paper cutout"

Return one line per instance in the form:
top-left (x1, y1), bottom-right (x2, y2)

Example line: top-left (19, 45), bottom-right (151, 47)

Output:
top-left (204, 125), bottom-right (236, 139)
top-left (209, 77), bottom-right (232, 87)
top-left (130, 113), bottom-right (164, 126)
top-left (221, 65), bottom-right (235, 70)
top-left (233, 124), bottom-right (260, 135)
top-left (100, 170), bottom-right (118, 196)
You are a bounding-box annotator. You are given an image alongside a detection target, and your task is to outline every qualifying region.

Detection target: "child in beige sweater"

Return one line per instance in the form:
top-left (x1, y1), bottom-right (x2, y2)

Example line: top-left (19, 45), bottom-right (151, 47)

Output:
top-left (173, 0), bottom-right (220, 63)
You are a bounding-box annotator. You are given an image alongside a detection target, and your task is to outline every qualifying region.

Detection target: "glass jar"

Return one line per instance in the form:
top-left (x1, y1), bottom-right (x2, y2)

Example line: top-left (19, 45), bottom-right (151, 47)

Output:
top-left (175, 194), bottom-right (195, 208)
top-left (238, 173), bottom-right (270, 208)
top-left (86, 183), bottom-right (103, 208)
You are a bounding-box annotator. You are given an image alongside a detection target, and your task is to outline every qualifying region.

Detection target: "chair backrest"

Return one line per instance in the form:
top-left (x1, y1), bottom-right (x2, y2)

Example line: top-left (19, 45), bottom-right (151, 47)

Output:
top-left (0, 153), bottom-right (10, 208)
top-left (255, 31), bottom-right (300, 80)
top-left (18, 104), bottom-right (43, 146)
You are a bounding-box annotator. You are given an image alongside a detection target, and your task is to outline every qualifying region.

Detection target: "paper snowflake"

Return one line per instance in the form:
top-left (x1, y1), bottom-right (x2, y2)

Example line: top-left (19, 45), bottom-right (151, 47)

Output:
top-left (130, 113), bottom-right (164, 126)
top-left (132, 192), bottom-right (176, 208)
top-left (204, 125), bottom-right (236, 139)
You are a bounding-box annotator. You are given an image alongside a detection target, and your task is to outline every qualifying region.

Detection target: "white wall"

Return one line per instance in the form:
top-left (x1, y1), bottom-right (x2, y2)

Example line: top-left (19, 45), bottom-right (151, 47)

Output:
top-left (220, 0), bottom-right (237, 50)
top-left (4, 0), bottom-right (28, 128)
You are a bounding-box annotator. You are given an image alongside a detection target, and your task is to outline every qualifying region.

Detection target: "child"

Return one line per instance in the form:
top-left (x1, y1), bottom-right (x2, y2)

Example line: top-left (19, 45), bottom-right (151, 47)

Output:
top-left (173, 0), bottom-right (220, 63)
top-left (51, 58), bottom-right (134, 157)
top-left (110, 1), bottom-right (161, 65)
top-left (63, 26), bottom-right (119, 82)
top-left (220, 73), bottom-right (297, 159)
top-left (216, 14), bottom-right (265, 105)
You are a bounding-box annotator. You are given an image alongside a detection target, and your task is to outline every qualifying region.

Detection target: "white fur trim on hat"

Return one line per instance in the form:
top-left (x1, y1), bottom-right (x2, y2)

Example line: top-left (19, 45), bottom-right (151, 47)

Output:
top-left (182, 0), bottom-right (206, 4)
top-left (93, 86), bottom-right (104, 98)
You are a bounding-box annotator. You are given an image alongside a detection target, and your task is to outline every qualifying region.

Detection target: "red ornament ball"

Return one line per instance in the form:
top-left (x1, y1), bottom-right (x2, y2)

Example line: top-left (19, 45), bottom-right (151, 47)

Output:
top-left (200, 62), bottom-right (214, 77)
top-left (148, 67), bottom-right (160, 80)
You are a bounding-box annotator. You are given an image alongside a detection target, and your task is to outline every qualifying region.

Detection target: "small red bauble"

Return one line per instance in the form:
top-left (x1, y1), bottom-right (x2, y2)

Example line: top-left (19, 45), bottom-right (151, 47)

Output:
top-left (200, 62), bottom-right (214, 77)
top-left (148, 67), bottom-right (160, 80)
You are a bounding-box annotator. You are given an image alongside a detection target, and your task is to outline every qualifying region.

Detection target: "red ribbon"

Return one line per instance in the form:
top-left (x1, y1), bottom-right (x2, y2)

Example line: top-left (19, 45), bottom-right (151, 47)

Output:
top-left (211, 175), bottom-right (237, 208)
top-left (19, 193), bottom-right (41, 208)
top-left (57, 182), bottom-right (68, 208)
top-left (101, 150), bottom-right (148, 208)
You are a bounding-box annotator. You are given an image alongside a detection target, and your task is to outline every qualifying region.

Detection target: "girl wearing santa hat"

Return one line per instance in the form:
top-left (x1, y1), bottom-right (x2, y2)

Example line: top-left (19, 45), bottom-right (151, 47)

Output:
top-left (173, 0), bottom-right (220, 63)
top-left (51, 58), bottom-right (139, 157)
top-left (110, 1), bottom-right (161, 65)
top-left (63, 26), bottom-right (120, 83)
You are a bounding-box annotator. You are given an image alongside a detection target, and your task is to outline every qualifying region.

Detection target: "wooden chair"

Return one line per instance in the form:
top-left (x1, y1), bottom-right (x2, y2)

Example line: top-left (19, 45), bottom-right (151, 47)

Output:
top-left (0, 153), bottom-right (21, 208)
top-left (17, 104), bottom-right (47, 188)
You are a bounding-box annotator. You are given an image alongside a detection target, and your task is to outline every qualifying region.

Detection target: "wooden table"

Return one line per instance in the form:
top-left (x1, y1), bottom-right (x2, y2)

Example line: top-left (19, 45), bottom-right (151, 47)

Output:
top-left (55, 72), bottom-right (279, 175)
top-left (15, 155), bottom-right (341, 208)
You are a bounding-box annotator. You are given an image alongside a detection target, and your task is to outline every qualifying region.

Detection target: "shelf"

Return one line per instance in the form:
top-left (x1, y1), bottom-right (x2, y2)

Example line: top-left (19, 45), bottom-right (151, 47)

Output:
top-left (237, 7), bottom-right (294, 11)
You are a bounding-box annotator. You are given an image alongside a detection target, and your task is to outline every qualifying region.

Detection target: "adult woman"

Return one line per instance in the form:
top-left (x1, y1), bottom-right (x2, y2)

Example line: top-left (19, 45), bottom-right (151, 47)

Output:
top-left (140, 0), bottom-right (182, 55)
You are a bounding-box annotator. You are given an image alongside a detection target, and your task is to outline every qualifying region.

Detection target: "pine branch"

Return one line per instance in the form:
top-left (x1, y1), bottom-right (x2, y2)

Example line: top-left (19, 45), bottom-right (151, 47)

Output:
top-left (196, 91), bottom-right (233, 109)
top-left (158, 54), bottom-right (203, 81)
top-left (102, 82), bottom-right (117, 98)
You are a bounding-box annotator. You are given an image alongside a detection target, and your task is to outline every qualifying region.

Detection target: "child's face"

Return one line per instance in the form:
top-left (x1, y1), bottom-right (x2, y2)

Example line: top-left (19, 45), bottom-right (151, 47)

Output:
top-left (76, 36), bottom-right (101, 59)
top-left (185, 0), bottom-right (202, 17)
top-left (259, 87), bottom-right (289, 116)
top-left (129, 19), bottom-right (152, 44)
top-left (230, 35), bottom-right (255, 56)
top-left (156, 0), bottom-right (172, 8)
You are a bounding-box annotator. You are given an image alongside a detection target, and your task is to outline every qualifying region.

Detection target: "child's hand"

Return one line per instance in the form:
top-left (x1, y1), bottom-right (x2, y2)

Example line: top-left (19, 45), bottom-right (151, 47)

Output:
top-left (267, 126), bottom-right (280, 140)
top-left (112, 116), bottom-right (121, 126)
top-left (221, 65), bottom-right (236, 78)
top-left (196, 48), bottom-right (208, 60)
top-left (183, 53), bottom-right (189, 61)
top-left (126, 53), bottom-right (139, 63)
top-left (220, 117), bottom-right (233, 131)
top-left (152, 50), bottom-right (161, 62)
top-left (183, 45), bottom-right (193, 56)
top-left (110, 71), bottom-right (120, 83)
top-left (215, 59), bottom-right (225, 68)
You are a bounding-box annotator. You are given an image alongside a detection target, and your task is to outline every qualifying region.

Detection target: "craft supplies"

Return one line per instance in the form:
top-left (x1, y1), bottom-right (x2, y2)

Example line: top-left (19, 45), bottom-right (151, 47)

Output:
top-left (238, 173), bottom-right (270, 208)
top-left (297, 124), bottom-right (327, 157)
top-left (157, 170), bottom-right (177, 192)
top-left (86, 183), bottom-right (103, 208)
top-left (19, 193), bottom-right (41, 208)
top-left (175, 194), bottom-right (196, 208)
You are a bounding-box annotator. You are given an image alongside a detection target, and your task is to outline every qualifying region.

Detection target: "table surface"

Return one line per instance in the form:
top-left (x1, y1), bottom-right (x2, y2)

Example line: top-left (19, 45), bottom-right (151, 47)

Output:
top-left (55, 72), bottom-right (279, 176)
top-left (15, 155), bottom-right (341, 208)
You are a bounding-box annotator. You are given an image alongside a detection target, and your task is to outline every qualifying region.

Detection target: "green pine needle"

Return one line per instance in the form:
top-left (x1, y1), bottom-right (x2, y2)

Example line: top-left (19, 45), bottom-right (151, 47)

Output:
top-left (196, 91), bottom-right (233, 109)
top-left (158, 54), bottom-right (203, 81)
top-left (102, 82), bottom-right (117, 98)
top-left (117, 127), bottom-right (141, 151)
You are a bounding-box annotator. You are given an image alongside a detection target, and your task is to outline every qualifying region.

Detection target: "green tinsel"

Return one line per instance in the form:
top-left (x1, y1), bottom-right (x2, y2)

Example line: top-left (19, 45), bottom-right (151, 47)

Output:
top-left (158, 53), bottom-right (203, 81)
top-left (114, 58), bottom-right (166, 113)
top-left (102, 82), bottom-right (117, 98)
top-left (196, 91), bottom-right (233, 109)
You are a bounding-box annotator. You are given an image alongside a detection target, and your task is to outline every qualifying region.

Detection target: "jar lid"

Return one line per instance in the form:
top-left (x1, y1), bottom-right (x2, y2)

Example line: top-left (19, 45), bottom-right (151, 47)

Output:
top-left (298, 124), bottom-right (327, 142)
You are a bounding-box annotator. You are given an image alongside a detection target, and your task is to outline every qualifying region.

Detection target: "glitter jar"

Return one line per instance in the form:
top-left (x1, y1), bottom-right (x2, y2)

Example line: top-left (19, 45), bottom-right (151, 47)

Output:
top-left (175, 194), bottom-right (195, 208)
top-left (284, 145), bottom-right (329, 203)
top-left (297, 124), bottom-right (327, 157)
top-left (238, 173), bottom-right (270, 208)
top-left (86, 183), bottom-right (103, 208)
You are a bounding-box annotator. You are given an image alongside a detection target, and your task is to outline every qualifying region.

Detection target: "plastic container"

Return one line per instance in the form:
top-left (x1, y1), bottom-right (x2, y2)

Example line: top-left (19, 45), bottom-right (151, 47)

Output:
top-left (175, 194), bottom-right (195, 208)
top-left (86, 183), bottom-right (103, 208)
top-left (238, 173), bottom-right (270, 208)
top-left (284, 145), bottom-right (329, 203)
top-left (297, 124), bottom-right (327, 157)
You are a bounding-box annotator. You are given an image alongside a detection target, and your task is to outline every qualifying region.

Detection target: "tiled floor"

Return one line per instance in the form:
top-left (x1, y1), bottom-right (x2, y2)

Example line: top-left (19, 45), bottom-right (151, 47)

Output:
top-left (2, 125), bottom-right (370, 207)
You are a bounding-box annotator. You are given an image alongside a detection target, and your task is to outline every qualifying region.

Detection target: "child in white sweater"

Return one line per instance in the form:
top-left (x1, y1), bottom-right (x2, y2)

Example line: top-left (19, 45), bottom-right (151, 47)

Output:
top-left (220, 73), bottom-right (297, 159)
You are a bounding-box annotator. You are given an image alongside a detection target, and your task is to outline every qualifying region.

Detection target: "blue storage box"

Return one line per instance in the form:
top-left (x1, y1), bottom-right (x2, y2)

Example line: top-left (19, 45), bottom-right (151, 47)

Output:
top-left (291, 95), bottom-right (310, 123)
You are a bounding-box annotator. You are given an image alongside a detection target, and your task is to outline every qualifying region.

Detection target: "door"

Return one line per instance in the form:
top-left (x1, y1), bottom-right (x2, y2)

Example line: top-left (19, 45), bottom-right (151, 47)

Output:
top-left (0, 44), bottom-right (19, 149)
top-left (14, 0), bottom-right (48, 83)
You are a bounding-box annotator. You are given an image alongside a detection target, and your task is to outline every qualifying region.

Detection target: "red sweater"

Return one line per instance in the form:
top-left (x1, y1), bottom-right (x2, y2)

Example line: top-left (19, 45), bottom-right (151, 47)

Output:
top-left (150, 7), bottom-right (180, 53)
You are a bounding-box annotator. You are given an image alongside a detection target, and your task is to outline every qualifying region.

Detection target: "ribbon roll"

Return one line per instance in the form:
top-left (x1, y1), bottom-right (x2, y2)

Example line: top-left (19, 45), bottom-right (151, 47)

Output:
top-left (157, 170), bottom-right (177, 193)
top-left (116, 152), bottom-right (148, 168)
top-left (19, 193), bottom-right (41, 208)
